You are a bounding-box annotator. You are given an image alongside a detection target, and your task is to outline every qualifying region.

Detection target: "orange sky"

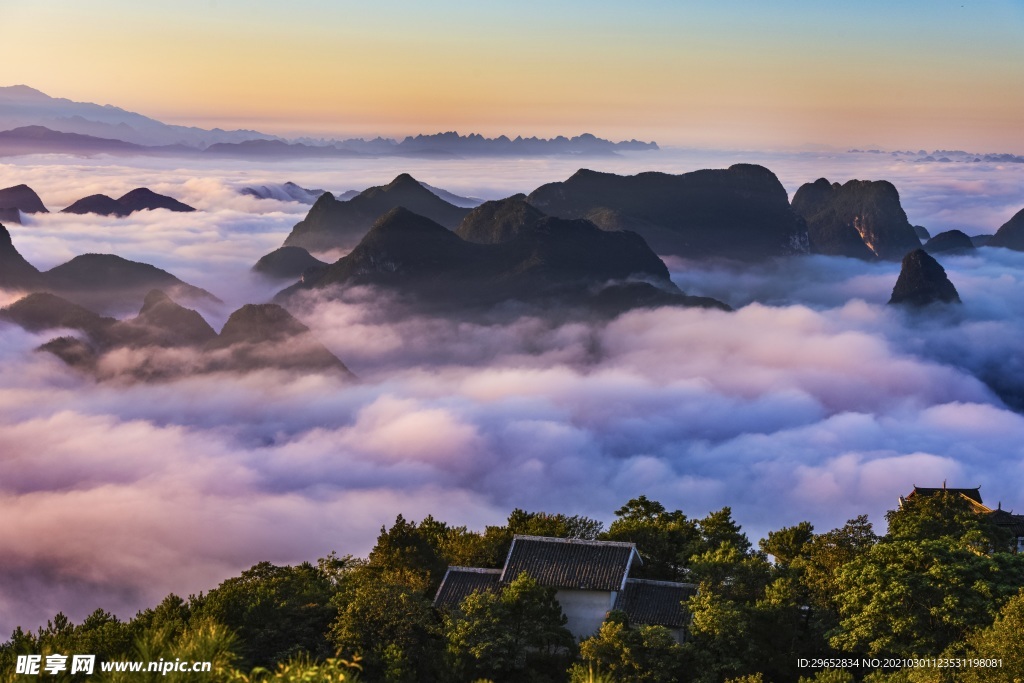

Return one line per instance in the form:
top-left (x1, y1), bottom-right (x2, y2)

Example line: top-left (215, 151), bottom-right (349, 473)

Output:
top-left (1, 0), bottom-right (1022, 151)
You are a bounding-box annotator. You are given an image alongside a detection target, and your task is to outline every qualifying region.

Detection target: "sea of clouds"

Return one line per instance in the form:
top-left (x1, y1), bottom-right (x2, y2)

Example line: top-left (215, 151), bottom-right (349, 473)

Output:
top-left (1, 149), bottom-right (1024, 635)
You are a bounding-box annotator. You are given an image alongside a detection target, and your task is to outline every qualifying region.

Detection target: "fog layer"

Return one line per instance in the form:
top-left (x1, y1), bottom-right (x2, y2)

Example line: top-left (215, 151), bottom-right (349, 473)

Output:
top-left (1, 150), bottom-right (1023, 635)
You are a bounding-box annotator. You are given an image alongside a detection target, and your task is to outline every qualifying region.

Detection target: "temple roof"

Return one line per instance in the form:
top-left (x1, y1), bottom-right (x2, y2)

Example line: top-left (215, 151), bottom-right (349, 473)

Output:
top-left (614, 578), bottom-right (697, 629)
top-left (433, 567), bottom-right (501, 610)
top-left (501, 535), bottom-right (639, 592)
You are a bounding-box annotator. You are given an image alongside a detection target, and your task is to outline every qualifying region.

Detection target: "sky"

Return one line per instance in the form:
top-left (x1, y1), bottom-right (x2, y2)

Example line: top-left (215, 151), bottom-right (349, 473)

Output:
top-left (1, 1), bottom-right (1023, 150)
top-left (2, 151), bottom-right (1024, 634)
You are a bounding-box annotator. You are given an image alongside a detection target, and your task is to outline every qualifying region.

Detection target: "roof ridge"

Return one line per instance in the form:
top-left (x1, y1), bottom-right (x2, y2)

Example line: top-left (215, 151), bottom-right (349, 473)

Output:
top-left (445, 566), bottom-right (502, 574)
top-left (625, 578), bottom-right (698, 588)
top-left (511, 534), bottom-right (636, 548)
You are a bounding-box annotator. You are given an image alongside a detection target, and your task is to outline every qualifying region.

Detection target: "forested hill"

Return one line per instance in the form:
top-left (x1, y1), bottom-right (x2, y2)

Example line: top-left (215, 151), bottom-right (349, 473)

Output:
top-left (3, 493), bottom-right (1023, 683)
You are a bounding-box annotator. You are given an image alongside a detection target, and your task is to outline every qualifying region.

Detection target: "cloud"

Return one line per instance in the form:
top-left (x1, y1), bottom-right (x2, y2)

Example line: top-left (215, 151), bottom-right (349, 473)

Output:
top-left (3, 150), bottom-right (1024, 637)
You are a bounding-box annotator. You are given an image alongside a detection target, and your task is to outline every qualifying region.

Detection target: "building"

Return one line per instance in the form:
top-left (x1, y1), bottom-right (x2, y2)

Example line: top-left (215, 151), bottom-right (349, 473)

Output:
top-left (899, 484), bottom-right (1024, 552)
top-left (433, 535), bottom-right (697, 641)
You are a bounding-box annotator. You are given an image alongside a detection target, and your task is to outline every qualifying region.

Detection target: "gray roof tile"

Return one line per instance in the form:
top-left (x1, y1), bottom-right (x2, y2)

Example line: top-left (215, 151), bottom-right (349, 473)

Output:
top-left (614, 578), bottom-right (697, 628)
top-left (433, 567), bottom-right (501, 609)
top-left (501, 535), bottom-right (638, 591)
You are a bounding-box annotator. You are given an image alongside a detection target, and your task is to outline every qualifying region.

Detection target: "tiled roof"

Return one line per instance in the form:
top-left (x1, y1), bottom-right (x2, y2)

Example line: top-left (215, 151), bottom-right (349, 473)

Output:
top-left (433, 567), bottom-right (501, 610)
top-left (909, 486), bottom-right (985, 505)
top-left (614, 578), bottom-right (697, 629)
top-left (500, 535), bottom-right (638, 591)
top-left (989, 509), bottom-right (1024, 536)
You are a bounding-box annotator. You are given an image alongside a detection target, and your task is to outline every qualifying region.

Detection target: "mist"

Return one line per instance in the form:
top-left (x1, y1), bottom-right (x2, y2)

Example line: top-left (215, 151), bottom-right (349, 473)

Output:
top-left (2, 150), bottom-right (1024, 636)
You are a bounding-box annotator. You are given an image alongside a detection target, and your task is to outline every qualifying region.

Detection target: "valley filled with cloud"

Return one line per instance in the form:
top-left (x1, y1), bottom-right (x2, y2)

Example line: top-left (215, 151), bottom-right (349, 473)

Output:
top-left (1, 150), bottom-right (1024, 635)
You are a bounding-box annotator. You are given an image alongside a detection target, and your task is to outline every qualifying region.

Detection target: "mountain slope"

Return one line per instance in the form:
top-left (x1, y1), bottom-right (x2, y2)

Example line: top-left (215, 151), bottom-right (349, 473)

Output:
top-left (283, 207), bottom-right (727, 314)
top-left (282, 173), bottom-right (471, 252)
top-left (62, 188), bottom-right (195, 216)
top-left (0, 223), bottom-right (42, 289)
top-left (526, 164), bottom-right (807, 261)
top-left (792, 178), bottom-right (922, 260)
top-left (0, 184), bottom-right (49, 215)
top-left (988, 208), bottom-right (1024, 251)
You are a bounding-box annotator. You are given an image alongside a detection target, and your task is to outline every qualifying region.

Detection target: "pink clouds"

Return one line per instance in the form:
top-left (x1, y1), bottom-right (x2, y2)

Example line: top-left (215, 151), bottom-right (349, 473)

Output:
top-left (2, 149), bottom-right (1024, 637)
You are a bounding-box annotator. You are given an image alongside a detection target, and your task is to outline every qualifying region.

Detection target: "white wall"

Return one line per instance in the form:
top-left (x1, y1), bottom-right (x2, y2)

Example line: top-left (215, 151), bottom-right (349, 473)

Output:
top-left (555, 589), bottom-right (616, 640)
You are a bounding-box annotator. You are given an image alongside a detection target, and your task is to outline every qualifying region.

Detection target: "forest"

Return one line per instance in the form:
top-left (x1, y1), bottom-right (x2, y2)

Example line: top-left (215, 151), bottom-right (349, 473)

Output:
top-left (3, 492), bottom-right (1024, 683)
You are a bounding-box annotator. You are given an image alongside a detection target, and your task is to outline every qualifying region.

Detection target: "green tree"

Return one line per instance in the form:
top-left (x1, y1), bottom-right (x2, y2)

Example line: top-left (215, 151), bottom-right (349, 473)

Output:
top-left (368, 515), bottom-right (449, 590)
top-left (573, 614), bottom-right (684, 683)
top-left (191, 561), bottom-right (339, 669)
top-left (959, 588), bottom-right (1024, 683)
top-left (760, 521), bottom-right (814, 569)
top-left (329, 571), bottom-right (443, 683)
top-left (602, 496), bottom-right (699, 581)
top-left (831, 538), bottom-right (1024, 657)
top-left (696, 507), bottom-right (751, 557)
top-left (800, 516), bottom-right (877, 614)
top-left (444, 572), bottom-right (574, 683)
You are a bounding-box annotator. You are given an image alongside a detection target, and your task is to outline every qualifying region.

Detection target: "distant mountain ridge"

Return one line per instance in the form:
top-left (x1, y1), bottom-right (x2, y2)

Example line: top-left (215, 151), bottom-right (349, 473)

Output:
top-left (0, 85), bottom-right (659, 158)
top-left (0, 85), bottom-right (280, 148)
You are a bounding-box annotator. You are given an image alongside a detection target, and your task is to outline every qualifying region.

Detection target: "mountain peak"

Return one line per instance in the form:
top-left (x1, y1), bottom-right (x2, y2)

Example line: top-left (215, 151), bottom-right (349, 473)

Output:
top-left (888, 249), bottom-right (961, 306)
top-left (0, 223), bottom-right (42, 288)
top-left (140, 289), bottom-right (172, 314)
top-left (0, 184), bottom-right (49, 214)
top-left (1, 85), bottom-right (50, 99)
top-left (988, 207), bottom-right (1024, 251)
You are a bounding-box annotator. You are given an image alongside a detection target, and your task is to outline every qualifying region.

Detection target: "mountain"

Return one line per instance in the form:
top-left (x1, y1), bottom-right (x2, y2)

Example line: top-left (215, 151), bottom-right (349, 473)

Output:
top-left (394, 131), bottom-right (658, 156)
top-left (42, 253), bottom-right (217, 312)
top-left (0, 184), bottom-right (49, 223)
top-left (110, 289), bottom-right (218, 348)
top-left (61, 194), bottom-right (124, 216)
top-left (455, 195), bottom-right (546, 244)
top-left (791, 178), bottom-right (922, 260)
top-left (419, 183), bottom-right (483, 208)
top-left (923, 230), bottom-right (975, 254)
top-left (2, 291), bottom-right (351, 379)
top-left (282, 173), bottom-right (472, 253)
top-left (240, 182), bottom-right (331, 204)
top-left (0, 85), bottom-right (280, 148)
top-left (0, 87), bottom-right (658, 158)
top-left (0, 223), bottom-right (42, 289)
top-left (0, 125), bottom-right (152, 156)
top-left (252, 247), bottom-right (328, 280)
top-left (0, 226), bottom-right (216, 311)
top-left (888, 249), bottom-right (961, 306)
top-left (282, 207), bottom-right (727, 314)
top-left (62, 188), bottom-right (195, 216)
top-left (987, 208), bottom-right (1024, 251)
top-left (203, 139), bottom-right (363, 158)
top-left (205, 304), bottom-right (354, 376)
top-left (0, 292), bottom-right (113, 333)
top-left (526, 164), bottom-right (808, 261)
top-left (913, 225), bottom-right (931, 241)
top-left (239, 181), bottom-right (481, 208)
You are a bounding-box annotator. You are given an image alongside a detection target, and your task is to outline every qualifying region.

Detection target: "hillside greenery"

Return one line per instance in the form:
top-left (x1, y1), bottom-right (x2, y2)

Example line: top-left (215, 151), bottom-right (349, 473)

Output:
top-left (3, 493), bottom-right (1023, 682)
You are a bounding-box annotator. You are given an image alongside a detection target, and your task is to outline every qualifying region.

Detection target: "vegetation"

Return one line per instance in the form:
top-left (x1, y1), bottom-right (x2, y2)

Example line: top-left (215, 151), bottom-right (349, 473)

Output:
top-left (4, 492), bottom-right (1024, 682)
